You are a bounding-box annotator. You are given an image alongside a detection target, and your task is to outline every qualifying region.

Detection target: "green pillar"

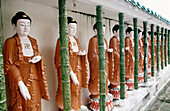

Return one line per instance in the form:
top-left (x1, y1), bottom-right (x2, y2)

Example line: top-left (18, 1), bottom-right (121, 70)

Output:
top-left (161, 27), bottom-right (164, 69)
top-left (133, 18), bottom-right (139, 89)
top-left (58, 0), bottom-right (71, 110)
top-left (151, 24), bottom-right (154, 77)
top-left (0, 1), bottom-right (7, 110)
top-left (96, 5), bottom-right (106, 111)
top-left (143, 21), bottom-right (148, 83)
top-left (164, 29), bottom-right (167, 66)
top-left (168, 30), bottom-right (170, 64)
top-left (157, 26), bottom-right (160, 73)
top-left (119, 13), bottom-right (125, 99)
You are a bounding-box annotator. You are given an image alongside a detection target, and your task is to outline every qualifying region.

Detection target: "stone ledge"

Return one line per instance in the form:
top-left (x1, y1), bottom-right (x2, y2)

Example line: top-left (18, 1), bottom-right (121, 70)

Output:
top-left (112, 65), bottom-right (170, 111)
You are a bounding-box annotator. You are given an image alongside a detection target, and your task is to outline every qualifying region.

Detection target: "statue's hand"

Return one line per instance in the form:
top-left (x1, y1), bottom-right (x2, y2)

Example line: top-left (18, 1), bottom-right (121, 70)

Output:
top-left (133, 57), bottom-right (135, 62)
top-left (142, 55), bottom-right (144, 59)
top-left (18, 81), bottom-right (31, 100)
top-left (148, 53), bottom-right (151, 58)
top-left (107, 49), bottom-right (113, 52)
top-left (78, 50), bottom-right (86, 56)
top-left (70, 70), bottom-right (79, 85)
top-left (28, 55), bottom-right (41, 63)
top-left (125, 47), bottom-right (130, 50)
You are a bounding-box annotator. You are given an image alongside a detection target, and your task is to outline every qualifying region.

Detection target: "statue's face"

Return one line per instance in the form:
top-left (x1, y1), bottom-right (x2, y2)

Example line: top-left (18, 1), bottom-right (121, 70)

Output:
top-left (103, 26), bottom-right (106, 35)
top-left (15, 19), bottom-right (31, 36)
top-left (114, 29), bottom-right (119, 37)
top-left (138, 32), bottom-right (142, 39)
top-left (130, 31), bottom-right (134, 39)
top-left (94, 26), bottom-right (106, 36)
top-left (68, 23), bottom-right (77, 37)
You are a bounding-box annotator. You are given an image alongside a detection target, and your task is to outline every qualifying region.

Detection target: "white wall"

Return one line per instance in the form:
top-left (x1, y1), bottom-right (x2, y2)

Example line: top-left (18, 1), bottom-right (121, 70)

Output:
top-left (1, 0), bottom-right (122, 110)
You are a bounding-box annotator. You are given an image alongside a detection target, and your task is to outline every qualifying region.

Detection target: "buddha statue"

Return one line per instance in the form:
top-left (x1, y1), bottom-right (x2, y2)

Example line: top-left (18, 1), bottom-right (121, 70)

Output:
top-left (125, 27), bottom-right (134, 90)
top-left (3, 11), bottom-right (50, 111)
top-left (87, 22), bottom-right (113, 110)
top-left (54, 17), bottom-right (88, 110)
top-left (138, 29), bottom-right (144, 83)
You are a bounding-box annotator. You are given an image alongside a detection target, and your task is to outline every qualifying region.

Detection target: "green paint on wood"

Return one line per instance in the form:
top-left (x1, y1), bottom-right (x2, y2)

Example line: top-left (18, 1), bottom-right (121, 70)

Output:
top-left (151, 24), bottom-right (154, 77)
top-left (143, 21), bottom-right (148, 83)
top-left (0, 0), bottom-right (7, 110)
top-left (119, 13), bottom-right (125, 99)
top-left (168, 30), bottom-right (170, 64)
top-left (133, 18), bottom-right (139, 89)
top-left (96, 5), bottom-right (106, 111)
top-left (165, 29), bottom-right (167, 66)
top-left (161, 27), bottom-right (164, 69)
top-left (59, 0), bottom-right (71, 110)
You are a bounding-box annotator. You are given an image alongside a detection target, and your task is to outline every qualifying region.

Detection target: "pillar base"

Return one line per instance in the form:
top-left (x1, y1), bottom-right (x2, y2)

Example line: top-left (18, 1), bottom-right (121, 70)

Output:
top-left (125, 79), bottom-right (134, 90)
top-left (138, 73), bottom-right (144, 83)
top-left (89, 93), bottom-right (114, 111)
top-left (148, 68), bottom-right (151, 78)
top-left (108, 86), bottom-right (128, 99)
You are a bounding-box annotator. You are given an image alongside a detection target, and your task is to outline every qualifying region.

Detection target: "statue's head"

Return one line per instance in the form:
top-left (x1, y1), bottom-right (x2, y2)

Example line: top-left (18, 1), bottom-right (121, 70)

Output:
top-left (93, 22), bottom-right (106, 36)
top-left (154, 32), bottom-right (157, 37)
top-left (112, 24), bottom-right (119, 37)
top-left (126, 27), bottom-right (134, 38)
top-left (11, 11), bottom-right (31, 36)
top-left (148, 31), bottom-right (151, 38)
top-left (67, 17), bottom-right (77, 37)
top-left (138, 29), bottom-right (142, 39)
top-left (142, 31), bottom-right (148, 38)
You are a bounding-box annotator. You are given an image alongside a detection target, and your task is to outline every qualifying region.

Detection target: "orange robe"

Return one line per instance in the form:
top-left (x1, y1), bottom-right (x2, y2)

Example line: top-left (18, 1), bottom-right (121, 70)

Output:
top-left (88, 36), bottom-right (109, 98)
top-left (138, 38), bottom-right (144, 73)
top-left (54, 37), bottom-right (88, 110)
top-left (109, 36), bottom-right (120, 88)
top-left (3, 34), bottom-right (50, 111)
top-left (131, 39), bottom-right (134, 76)
top-left (148, 37), bottom-right (152, 69)
top-left (164, 37), bottom-right (168, 62)
top-left (125, 37), bottom-right (134, 80)
top-left (141, 37), bottom-right (151, 70)
top-left (154, 36), bottom-right (157, 66)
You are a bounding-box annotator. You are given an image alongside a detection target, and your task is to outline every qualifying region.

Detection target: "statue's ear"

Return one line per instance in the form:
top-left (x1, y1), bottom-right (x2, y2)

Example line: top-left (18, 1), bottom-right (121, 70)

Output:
top-left (114, 30), bottom-right (116, 34)
top-left (12, 24), bottom-right (16, 35)
top-left (94, 29), bottom-right (97, 34)
top-left (126, 32), bottom-right (130, 37)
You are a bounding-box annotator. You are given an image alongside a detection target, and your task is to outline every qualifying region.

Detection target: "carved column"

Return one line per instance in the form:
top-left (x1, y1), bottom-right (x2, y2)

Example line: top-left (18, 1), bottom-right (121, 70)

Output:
top-left (96, 5), bottom-right (106, 111)
top-left (151, 24), bottom-right (154, 77)
top-left (133, 18), bottom-right (139, 89)
top-left (161, 27), bottom-right (164, 69)
top-left (119, 13), bottom-right (125, 99)
top-left (58, 0), bottom-right (71, 110)
top-left (157, 26), bottom-right (160, 73)
top-left (143, 21), bottom-right (148, 83)
top-left (0, 1), bottom-right (7, 110)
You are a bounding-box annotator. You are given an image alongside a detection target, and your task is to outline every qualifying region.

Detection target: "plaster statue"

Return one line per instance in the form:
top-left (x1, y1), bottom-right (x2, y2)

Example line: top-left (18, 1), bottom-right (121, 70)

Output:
top-left (138, 29), bottom-right (144, 83)
top-left (54, 17), bottom-right (88, 110)
top-left (154, 32), bottom-right (157, 69)
top-left (160, 34), bottom-right (162, 65)
top-left (147, 31), bottom-right (152, 77)
top-left (164, 34), bottom-right (167, 62)
top-left (125, 27), bottom-right (134, 90)
top-left (108, 25), bottom-right (122, 99)
top-left (87, 23), bottom-right (113, 111)
top-left (3, 11), bottom-right (50, 111)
